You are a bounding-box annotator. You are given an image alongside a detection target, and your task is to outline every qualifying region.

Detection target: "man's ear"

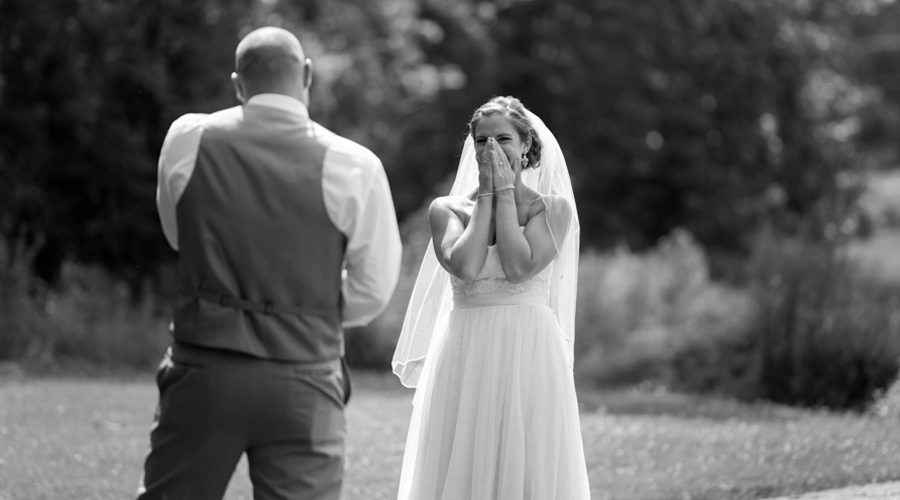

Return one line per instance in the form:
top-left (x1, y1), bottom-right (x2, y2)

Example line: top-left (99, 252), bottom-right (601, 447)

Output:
top-left (231, 72), bottom-right (246, 104)
top-left (303, 59), bottom-right (313, 90)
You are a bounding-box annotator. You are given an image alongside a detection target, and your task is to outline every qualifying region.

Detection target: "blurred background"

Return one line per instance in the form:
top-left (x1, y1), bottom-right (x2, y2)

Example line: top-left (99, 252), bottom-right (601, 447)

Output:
top-left (2, 0), bottom-right (900, 412)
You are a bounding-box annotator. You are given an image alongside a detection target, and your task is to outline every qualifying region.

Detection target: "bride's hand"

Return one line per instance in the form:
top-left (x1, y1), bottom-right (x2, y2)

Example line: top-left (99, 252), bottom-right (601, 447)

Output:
top-left (490, 139), bottom-right (515, 192)
top-left (477, 143), bottom-right (494, 196)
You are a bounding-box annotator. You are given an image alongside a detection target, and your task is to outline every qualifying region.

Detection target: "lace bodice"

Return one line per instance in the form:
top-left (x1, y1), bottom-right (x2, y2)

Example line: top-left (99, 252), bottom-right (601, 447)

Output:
top-left (450, 245), bottom-right (553, 297)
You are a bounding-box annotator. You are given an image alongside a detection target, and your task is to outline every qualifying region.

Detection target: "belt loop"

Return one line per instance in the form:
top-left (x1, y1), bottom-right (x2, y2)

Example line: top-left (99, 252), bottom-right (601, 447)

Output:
top-left (263, 301), bottom-right (274, 314)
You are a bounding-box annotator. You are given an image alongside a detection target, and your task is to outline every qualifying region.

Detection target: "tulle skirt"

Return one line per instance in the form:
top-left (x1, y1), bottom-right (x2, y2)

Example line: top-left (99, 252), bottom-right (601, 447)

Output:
top-left (397, 294), bottom-right (591, 500)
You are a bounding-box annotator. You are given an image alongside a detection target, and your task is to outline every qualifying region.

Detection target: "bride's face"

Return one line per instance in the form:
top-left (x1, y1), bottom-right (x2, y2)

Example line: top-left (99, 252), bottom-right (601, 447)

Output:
top-left (473, 114), bottom-right (530, 173)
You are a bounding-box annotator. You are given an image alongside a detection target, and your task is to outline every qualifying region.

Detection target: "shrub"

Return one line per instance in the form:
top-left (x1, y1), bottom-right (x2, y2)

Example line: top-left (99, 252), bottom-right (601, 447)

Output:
top-left (870, 376), bottom-right (900, 419)
top-left (45, 264), bottom-right (171, 371)
top-left (0, 238), bottom-right (170, 372)
top-left (0, 241), bottom-right (54, 362)
top-left (576, 227), bottom-right (900, 411)
top-left (575, 229), bottom-right (754, 387)
top-left (740, 231), bottom-right (900, 410)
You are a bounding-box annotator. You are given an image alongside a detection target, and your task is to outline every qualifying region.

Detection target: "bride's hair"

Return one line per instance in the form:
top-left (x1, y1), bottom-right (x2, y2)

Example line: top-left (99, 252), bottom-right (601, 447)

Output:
top-left (467, 96), bottom-right (543, 169)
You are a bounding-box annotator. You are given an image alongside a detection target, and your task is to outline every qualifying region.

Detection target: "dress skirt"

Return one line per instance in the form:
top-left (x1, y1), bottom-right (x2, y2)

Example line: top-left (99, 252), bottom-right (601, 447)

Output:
top-left (397, 291), bottom-right (591, 500)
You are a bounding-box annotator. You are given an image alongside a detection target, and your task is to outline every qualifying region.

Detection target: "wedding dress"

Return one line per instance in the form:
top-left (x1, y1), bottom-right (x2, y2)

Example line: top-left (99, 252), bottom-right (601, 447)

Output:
top-left (396, 240), bottom-right (591, 500)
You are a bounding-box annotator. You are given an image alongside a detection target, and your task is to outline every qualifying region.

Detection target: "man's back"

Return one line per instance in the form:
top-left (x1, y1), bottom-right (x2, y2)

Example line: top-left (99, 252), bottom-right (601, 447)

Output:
top-left (156, 94), bottom-right (401, 357)
top-left (174, 102), bottom-right (346, 361)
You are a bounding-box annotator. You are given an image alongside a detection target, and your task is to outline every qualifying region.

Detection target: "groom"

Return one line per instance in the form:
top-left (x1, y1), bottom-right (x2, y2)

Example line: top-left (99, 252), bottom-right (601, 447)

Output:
top-left (137, 27), bottom-right (402, 499)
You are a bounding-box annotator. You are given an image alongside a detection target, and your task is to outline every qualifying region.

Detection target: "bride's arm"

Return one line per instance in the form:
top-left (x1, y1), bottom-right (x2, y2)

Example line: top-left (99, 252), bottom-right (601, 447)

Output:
top-left (430, 145), bottom-right (495, 280)
top-left (430, 196), bottom-right (492, 281)
top-left (491, 139), bottom-right (571, 283)
top-left (494, 194), bottom-right (567, 284)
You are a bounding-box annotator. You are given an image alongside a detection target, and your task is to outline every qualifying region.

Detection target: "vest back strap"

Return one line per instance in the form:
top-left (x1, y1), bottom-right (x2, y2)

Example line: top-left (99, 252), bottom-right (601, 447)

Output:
top-left (191, 289), bottom-right (336, 318)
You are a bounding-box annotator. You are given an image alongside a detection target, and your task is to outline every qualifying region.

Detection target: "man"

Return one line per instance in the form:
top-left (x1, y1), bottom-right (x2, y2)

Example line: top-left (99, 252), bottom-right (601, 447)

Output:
top-left (137, 27), bottom-right (402, 500)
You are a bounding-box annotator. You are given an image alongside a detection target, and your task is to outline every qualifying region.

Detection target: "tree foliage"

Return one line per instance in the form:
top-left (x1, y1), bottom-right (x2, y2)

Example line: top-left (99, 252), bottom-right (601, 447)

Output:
top-left (482, 0), bottom-right (874, 257)
top-left (0, 0), bottom-right (252, 291)
top-left (0, 0), bottom-right (896, 287)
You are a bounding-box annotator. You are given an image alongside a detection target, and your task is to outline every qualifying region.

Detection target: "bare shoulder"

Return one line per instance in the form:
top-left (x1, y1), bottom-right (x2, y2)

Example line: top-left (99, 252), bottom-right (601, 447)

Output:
top-left (526, 193), bottom-right (569, 216)
top-left (541, 194), bottom-right (572, 216)
top-left (525, 194), bottom-right (573, 230)
top-left (429, 195), bottom-right (473, 224)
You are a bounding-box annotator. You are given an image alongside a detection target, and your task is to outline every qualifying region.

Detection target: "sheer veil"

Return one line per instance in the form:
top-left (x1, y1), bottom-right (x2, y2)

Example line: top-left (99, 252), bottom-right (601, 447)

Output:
top-left (391, 108), bottom-right (580, 388)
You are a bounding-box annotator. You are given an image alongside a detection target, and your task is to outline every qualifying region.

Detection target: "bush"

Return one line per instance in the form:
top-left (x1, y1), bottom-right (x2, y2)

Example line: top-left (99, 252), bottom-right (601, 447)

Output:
top-left (0, 242), bottom-right (54, 362)
top-left (870, 376), bottom-right (900, 419)
top-left (575, 227), bottom-right (900, 410)
top-left (739, 231), bottom-right (900, 410)
top-left (44, 264), bottom-right (171, 371)
top-left (575, 229), bottom-right (754, 387)
top-left (0, 238), bottom-right (170, 372)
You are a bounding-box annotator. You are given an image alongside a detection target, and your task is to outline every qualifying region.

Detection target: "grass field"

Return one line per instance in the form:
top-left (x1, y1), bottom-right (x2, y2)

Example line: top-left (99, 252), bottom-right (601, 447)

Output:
top-left (2, 371), bottom-right (899, 500)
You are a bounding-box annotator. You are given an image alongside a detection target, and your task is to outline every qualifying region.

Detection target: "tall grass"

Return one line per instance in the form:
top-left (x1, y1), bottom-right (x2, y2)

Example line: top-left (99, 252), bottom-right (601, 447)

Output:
top-left (0, 241), bottom-right (170, 372)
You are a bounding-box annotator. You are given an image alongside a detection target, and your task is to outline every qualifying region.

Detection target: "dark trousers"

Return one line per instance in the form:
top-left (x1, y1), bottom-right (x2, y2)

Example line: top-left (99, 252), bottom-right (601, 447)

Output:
top-left (136, 342), bottom-right (350, 500)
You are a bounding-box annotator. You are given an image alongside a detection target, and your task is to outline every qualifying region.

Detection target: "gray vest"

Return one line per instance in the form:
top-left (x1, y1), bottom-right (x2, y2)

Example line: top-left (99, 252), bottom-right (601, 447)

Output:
top-left (173, 104), bottom-right (346, 362)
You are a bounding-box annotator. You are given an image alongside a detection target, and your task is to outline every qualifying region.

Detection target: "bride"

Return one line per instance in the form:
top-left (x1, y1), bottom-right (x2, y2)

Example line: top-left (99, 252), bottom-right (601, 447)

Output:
top-left (392, 96), bottom-right (591, 499)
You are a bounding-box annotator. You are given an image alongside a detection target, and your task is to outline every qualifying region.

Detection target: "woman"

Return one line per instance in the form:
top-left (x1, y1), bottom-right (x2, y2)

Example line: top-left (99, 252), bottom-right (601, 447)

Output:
top-left (392, 96), bottom-right (591, 499)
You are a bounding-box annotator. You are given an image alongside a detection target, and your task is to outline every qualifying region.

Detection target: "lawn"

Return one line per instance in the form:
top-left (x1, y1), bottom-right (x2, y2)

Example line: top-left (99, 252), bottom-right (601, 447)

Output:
top-left (1, 372), bottom-right (899, 500)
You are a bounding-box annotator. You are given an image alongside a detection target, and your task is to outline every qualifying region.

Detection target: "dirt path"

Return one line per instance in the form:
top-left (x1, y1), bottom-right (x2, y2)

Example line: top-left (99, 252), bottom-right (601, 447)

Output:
top-left (763, 482), bottom-right (900, 500)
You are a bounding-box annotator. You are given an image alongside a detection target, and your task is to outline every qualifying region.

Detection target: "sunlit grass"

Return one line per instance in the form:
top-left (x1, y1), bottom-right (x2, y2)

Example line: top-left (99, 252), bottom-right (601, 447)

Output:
top-left (2, 372), bottom-right (899, 500)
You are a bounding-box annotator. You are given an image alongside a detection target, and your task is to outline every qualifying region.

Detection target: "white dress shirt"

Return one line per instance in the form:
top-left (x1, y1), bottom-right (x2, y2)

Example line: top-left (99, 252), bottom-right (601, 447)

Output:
top-left (156, 93), bottom-right (402, 327)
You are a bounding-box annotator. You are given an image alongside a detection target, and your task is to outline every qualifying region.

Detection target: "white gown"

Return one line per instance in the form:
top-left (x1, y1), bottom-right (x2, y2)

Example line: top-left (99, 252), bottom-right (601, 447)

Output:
top-left (397, 244), bottom-right (591, 500)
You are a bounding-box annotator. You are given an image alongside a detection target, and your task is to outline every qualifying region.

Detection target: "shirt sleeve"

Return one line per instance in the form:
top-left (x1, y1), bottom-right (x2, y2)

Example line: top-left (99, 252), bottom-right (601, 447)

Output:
top-left (322, 139), bottom-right (402, 327)
top-left (156, 114), bottom-right (206, 251)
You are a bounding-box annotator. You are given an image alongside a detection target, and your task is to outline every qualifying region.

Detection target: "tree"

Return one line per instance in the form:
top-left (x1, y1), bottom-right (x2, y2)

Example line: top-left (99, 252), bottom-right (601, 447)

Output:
top-left (480, 0), bottom-right (869, 260)
top-left (0, 0), bottom-right (252, 291)
top-left (0, 0), bottom-right (887, 290)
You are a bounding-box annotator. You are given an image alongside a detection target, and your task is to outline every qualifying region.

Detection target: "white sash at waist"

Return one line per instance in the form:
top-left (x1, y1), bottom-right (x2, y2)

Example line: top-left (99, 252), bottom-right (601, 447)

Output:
top-left (452, 290), bottom-right (549, 310)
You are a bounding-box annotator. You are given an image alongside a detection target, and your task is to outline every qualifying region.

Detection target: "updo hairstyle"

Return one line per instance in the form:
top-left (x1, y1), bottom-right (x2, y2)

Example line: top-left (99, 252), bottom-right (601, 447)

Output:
top-left (467, 96), bottom-right (542, 169)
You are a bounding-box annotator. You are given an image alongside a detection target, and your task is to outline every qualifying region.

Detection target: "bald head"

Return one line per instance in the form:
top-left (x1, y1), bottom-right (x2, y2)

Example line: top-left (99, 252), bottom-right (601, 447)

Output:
top-left (231, 27), bottom-right (311, 104)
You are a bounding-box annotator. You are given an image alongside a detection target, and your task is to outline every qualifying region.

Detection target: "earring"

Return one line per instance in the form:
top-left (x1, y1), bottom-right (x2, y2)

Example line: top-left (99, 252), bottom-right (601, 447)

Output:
top-left (520, 153), bottom-right (529, 169)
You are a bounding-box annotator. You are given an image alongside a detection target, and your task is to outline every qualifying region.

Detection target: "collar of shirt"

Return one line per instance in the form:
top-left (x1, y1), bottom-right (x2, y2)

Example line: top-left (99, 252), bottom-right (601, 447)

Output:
top-left (245, 93), bottom-right (310, 120)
